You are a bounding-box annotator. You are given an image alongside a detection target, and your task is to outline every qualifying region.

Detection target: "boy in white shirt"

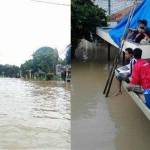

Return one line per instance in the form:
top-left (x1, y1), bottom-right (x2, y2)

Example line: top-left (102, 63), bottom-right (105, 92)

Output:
top-left (115, 48), bottom-right (136, 95)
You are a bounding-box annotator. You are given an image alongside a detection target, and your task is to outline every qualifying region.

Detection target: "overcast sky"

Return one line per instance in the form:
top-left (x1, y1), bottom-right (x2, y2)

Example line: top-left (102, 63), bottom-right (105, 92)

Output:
top-left (0, 0), bottom-right (70, 66)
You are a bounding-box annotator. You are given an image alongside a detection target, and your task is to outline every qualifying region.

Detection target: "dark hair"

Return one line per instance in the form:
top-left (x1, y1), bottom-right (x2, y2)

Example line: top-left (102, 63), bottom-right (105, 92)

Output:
top-left (138, 19), bottom-right (147, 26)
top-left (125, 48), bottom-right (133, 55)
top-left (133, 48), bottom-right (142, 59)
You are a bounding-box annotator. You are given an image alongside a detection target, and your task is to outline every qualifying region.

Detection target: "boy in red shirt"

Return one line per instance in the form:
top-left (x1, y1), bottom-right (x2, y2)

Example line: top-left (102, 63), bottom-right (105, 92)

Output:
top-left (128, 48), bottom-right (150, 93)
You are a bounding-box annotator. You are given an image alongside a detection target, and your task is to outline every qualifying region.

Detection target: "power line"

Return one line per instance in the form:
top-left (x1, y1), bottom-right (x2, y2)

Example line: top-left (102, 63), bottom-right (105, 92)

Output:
top-left (31, 0), bottom-right (70, 6)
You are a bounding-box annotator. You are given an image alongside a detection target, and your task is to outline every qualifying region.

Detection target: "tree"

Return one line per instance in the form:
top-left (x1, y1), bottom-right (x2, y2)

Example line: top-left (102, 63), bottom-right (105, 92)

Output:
top-left (32, 47), bottom-right (59, 73)
top-left (58, 58), bottom-right (66, 65)
top-left (0, 64), bottom-right (20, 78)
top-left (71, 0), bottom-right (108, 58)
top-left (20, 47), bottom-right (59, 78)
top-left (20, 59), bottom-right (34, 77)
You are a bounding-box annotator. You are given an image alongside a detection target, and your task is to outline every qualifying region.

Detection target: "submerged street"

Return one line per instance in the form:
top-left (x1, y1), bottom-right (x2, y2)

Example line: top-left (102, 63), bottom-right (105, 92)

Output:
top-left (0, 78), bottom-right (70, 150)
top-left (72, 61), bottom-right (150, 150)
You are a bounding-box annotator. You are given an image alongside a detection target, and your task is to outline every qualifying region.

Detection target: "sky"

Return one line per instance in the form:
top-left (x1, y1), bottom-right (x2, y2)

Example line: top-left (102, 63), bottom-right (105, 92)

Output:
top-left (0, 0), bottom-right (70, 66)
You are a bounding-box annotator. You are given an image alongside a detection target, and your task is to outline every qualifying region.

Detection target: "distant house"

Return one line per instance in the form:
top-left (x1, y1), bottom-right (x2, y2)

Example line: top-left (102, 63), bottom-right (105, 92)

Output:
top-left (94, 0), bottom-right (133, 15)
top-left (55, 64), bottom-right (71, 82)
top-left (56, 64), bottom-right (63, 76)
top-left (110, 6), bottom-right (132, 21)
top-left (34, 69), bottom-right (46, 79)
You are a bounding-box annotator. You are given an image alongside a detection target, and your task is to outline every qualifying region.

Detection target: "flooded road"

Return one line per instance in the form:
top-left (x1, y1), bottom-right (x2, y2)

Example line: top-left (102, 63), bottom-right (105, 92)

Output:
top-left (72, 61), bottom-right (150, 150)
top-left (0, 78), bottom-right (70, 150)
top-left (72, 62), bottom-right (117, 150)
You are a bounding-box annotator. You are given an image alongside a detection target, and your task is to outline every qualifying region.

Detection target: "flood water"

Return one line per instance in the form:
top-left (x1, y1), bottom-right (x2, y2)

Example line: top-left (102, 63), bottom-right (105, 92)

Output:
top-left (71, 61), bottom-right (117, 150)
top-left (0, 78), bottom-right (70, 150)
top-left (72, 60), bottom-right (150, 150)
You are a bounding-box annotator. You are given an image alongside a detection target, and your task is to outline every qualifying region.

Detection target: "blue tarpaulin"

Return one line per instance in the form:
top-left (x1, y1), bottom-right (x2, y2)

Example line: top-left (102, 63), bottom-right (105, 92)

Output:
top-left (109, 0), bottom-right (150, 47)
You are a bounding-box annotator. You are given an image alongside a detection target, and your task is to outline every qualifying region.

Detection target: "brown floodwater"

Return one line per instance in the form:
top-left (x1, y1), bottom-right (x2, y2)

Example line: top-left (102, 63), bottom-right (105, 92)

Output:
top-left (71, 60), bottom-right (150, 150)
top-left (0, 78), bottom-right (70, 150)
top-left (71, 62), bottom-right (117, 150)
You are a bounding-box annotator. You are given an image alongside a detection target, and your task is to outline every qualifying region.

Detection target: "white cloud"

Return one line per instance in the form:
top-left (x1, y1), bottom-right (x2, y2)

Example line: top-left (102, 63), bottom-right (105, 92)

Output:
top-left (0, 0), bottom-right (70, 66)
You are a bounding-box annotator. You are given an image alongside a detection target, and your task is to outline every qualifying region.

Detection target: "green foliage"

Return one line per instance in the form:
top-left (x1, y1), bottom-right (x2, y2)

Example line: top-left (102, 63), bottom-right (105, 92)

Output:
top-left (20, 47), bottom-right (59, 79)
top-left (32, 47), bottom-right (59, 73)
top-left (52, 75), bottom-right (61, 81)
top-left (20, 59), bottom-right (33, 76)
top-left (71, 0), bottom-right (108, 58)
top-left (0, 64), bottom-right (20, 78)
top-left (0, 47), bottom-right (59, 80)
top-left (58, 58), bottom-right (66, 65)
top-left (46, 73), bottom-right (54, 80)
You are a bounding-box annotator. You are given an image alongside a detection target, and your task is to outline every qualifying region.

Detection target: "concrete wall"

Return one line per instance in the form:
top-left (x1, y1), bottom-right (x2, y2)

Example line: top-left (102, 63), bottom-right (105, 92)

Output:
top-left (75, 39), bottom-right (118, 62)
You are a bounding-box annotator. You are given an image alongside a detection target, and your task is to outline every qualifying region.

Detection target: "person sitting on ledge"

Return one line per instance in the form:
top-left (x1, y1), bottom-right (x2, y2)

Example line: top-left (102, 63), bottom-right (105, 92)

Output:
top-left (115, 48), bottom-right (136, 96)
top-left (127, 19), bottom-right (150, 43)
top-left (127, 48), bottom-right (150, 94)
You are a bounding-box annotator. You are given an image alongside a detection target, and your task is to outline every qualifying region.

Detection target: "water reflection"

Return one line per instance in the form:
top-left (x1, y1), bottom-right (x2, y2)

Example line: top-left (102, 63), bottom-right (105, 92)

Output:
top-left (0, 78), bottom-right (70, 150)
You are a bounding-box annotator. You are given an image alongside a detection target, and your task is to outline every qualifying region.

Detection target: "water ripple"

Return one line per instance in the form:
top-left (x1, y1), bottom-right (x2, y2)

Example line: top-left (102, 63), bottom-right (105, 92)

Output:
top-left (0, 78), bottom-right (70, 149)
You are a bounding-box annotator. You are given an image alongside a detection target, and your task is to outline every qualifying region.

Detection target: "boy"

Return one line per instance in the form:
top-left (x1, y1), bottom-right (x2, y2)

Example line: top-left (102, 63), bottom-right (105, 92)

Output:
top-left (115, 48), bottom-right (136, 95)
top-left (127, 48), bottom-right (150, 93)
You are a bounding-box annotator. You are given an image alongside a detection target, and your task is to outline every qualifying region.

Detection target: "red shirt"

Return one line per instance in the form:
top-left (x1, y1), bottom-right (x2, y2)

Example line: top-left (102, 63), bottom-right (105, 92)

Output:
top-left (130, 59), bottom-right (150, 89)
